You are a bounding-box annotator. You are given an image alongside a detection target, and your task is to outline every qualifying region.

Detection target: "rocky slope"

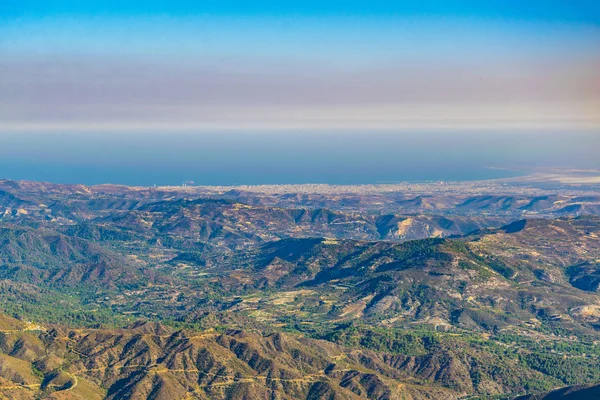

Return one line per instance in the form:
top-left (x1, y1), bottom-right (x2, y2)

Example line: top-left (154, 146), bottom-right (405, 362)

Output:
top-left (3, 312), bottom-right (597, 400)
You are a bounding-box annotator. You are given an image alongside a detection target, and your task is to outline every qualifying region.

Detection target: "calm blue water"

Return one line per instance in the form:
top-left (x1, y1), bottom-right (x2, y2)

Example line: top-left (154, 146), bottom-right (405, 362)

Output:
top-left (0, 131), bottom-right (598, 186)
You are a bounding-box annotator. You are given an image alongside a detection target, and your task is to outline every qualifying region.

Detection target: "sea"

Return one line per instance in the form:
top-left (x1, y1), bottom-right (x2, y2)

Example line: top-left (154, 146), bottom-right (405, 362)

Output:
top-left (0, 130), bottom-right (598, 186)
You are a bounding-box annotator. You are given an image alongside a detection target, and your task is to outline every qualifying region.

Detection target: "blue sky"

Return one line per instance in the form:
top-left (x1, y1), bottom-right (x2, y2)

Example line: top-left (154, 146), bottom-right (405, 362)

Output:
top-left (2, 1), bottom-right (599, 22)
top-left (1, 1), bottom-right (599, 131)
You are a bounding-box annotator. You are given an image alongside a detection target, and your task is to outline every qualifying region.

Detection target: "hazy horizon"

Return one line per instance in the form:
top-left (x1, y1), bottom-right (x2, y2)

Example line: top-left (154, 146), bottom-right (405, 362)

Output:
top-left (2, 1), bottom-right (599, 131)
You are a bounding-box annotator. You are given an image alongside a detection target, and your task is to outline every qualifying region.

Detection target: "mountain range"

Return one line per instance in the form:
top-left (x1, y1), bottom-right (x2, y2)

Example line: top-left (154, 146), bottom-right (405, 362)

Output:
top-left (0, 179), bottom-right (599, 399)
